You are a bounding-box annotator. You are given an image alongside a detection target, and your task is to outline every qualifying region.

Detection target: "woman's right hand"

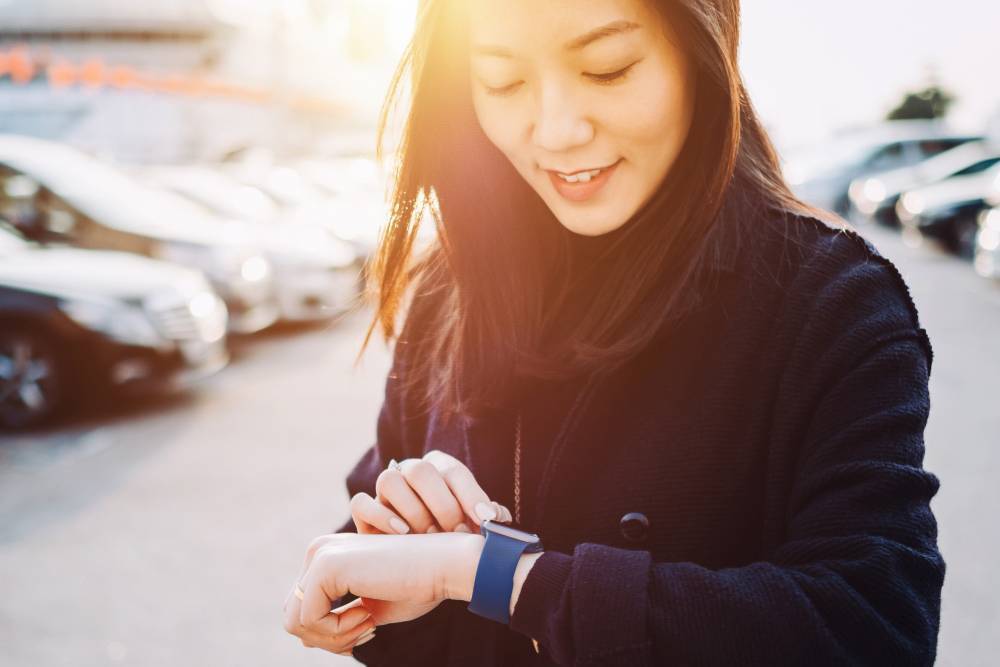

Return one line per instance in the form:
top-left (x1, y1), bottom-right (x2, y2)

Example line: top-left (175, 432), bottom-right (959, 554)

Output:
top-left (351, 449), bottom-right (512, 536)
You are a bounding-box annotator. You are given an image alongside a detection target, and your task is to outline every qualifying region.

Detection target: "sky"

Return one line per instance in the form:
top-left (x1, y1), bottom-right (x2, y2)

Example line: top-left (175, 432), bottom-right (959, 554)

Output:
top-left (738, 1), bottom-right (1000, 151)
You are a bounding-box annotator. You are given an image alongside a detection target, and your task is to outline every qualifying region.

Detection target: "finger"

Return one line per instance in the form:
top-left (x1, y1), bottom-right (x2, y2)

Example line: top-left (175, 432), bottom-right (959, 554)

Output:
top-left (351, 492), bottom-right (411, 535)
top-left (375, 465), bottom-right (438, 533)
top-left (285, 576), bottom-right (367, 637)
top-left (327, 628), bottom-right (375, 658)
top-left (396, 458), bottom-right (467, 532)
top-left (496, 503), bottom-right (513, 523)
top-left (300, 621), bottom-right (375, 654)
top-left (423, 450), bottom-right (498, 527)
top-left (300, 559), bottom-right (351, 632)
top-left (304, 601), bottom-right (374, 638)
top-left (294, 534), bottom-right (334, 589)
top-left (283, 582), bottom-right (307, 637)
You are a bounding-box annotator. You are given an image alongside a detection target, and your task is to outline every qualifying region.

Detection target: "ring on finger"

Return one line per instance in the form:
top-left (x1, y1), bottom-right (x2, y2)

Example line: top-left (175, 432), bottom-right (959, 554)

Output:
top-left (387, 458), bottom-right (402, 472)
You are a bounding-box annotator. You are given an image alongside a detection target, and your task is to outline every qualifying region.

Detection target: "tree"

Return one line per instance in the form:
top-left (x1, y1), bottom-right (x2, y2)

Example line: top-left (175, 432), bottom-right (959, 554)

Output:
top-left (886, 85), bottom-right (956, 121)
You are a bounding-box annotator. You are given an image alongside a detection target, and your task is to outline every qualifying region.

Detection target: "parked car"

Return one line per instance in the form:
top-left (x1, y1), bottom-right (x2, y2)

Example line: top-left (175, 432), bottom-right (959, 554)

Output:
top-left (973, 205), bottom-right (1000, 280)
top-left (0, 134), bottom-right (280, 334)
top-left (847, 140), bottom-right (1000, 228)
top-left (896, 163), bottom-right (1000, 258)
top-left (0, 221), bottom-right (228, 429)
top-left (218, 155), bottom-right (387, 259)
top-left (783, 120), bottom-right (981, 215)
top-left (138, 165), bottom-right (363, 322)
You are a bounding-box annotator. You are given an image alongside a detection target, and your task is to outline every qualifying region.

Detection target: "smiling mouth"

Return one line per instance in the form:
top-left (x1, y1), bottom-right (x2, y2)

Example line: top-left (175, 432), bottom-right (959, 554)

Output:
top-left (545, 159), bottom-right (622, 202)
top-left (545, 159), bottom-right (621, 183)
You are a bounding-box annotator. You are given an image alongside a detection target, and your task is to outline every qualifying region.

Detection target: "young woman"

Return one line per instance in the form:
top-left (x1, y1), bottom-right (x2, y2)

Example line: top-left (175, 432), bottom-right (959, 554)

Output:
top-left (282, 1), bottom-right (944, 664)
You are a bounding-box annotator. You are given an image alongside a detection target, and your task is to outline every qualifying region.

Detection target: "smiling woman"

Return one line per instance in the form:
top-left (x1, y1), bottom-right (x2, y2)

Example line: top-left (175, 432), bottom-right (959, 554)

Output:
top-left (468, 7), bottom-right (695, 232)
top-left (284, 0), bottom-right (944, 665)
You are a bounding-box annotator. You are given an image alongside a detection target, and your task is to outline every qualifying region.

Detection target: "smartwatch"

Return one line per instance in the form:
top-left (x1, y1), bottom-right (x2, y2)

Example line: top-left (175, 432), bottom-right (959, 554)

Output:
top-left (467, 519), bottom-right (544, 625)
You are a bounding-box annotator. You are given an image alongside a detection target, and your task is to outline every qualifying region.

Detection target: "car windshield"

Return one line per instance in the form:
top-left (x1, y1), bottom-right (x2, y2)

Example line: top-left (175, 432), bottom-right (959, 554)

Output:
top-left (783, 134), bottom-right (887, 179)
top-left (0, 142), bottom-right (219, 238)
top-left (149, 169), bottom-right (281, 223)
top-left (915, 142), bottom-right (996, 180)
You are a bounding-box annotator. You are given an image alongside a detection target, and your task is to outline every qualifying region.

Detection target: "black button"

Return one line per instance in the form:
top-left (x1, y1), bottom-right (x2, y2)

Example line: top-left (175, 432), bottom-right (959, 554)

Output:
top-left (619, 512), bottom-right (649, 542)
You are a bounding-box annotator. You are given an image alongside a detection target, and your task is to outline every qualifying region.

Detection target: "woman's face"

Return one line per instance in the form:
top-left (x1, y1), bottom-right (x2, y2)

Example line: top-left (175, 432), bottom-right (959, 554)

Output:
top-left (468, 0), bottom-right (696, 236)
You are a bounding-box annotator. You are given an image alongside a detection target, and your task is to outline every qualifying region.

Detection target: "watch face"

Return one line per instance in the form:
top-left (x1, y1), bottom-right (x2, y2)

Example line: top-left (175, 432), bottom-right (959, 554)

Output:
top-left (481, 519), bottom-right (541, 544)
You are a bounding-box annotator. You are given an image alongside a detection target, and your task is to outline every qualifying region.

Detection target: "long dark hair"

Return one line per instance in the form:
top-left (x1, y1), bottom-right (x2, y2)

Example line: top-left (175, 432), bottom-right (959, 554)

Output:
top-left (356, 0), bottom-right (838, 424)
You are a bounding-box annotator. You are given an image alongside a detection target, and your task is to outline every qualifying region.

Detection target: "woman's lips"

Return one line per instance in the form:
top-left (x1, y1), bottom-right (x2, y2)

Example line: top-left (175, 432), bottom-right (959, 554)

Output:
top-left (546, 159), bottom-right (621, 203)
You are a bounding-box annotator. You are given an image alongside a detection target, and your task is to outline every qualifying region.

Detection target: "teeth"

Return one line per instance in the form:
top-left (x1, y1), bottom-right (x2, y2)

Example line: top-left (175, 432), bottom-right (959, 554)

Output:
top-left (557, 168), bottom-right (602, 184)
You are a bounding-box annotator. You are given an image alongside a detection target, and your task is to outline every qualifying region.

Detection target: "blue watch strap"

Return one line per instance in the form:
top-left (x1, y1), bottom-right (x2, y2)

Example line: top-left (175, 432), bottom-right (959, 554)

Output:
top-left (467, 524), bottom-right (535, 624)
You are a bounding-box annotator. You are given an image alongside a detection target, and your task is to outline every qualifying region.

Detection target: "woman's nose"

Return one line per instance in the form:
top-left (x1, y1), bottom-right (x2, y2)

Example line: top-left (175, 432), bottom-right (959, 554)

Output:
top-left (530, 82), bottom-right (594, 154)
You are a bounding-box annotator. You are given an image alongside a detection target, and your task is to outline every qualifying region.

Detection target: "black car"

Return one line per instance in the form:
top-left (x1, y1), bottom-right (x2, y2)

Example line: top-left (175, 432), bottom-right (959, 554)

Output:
top-left (0, 134), bottom-right (280, 335)
top-left (0, 222), bottom-right (229, 429)
top-left (896, 162), bottom-right (1000, 258)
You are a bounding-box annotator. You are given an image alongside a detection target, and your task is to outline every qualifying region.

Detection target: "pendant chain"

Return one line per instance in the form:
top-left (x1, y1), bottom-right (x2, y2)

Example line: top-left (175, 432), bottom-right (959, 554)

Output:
top-left (514, 412), bottom-right (523, 525)
top-left (514, 410), bottom-right (541, 655)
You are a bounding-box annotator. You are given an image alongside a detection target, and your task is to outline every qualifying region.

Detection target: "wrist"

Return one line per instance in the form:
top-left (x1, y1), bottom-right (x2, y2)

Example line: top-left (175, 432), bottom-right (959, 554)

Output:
top-left (509, 551), bottom-right (544, 616)
top-left (447, 533), bottom-right (485, 602)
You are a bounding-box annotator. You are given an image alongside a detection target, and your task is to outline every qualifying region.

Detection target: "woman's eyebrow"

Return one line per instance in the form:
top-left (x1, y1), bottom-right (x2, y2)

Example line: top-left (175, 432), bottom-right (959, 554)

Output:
top-left (472, 19), bottom-right (641, 59)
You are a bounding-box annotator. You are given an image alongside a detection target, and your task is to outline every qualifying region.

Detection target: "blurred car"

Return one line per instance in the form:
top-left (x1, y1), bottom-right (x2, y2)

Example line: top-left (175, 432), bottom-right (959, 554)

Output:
top-left (138, 165), bottom-right (363, 322)
top-left (219, 147), bottom-right (440, 259)
top-left (218, 154), bottom-right (387, 259)
top-left (973, 206), bottom-right (1000, 280)
top-left (783, 120), bottom-right (981, 215)
top-left (0, 134), bottom-right (280, 334)
top-left (848, 140), bottom-right (1000, 228)
top-left (0, 221), bottom-right (228, 429)
top-left (896, 162), bottom-right (1000, 258)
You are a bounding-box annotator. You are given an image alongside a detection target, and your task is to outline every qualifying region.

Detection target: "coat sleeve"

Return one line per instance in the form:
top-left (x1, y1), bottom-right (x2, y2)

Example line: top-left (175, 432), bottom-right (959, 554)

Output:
top-left (326, 271), bottom-right (461, 666)
top-left (508, 242), bottom-right (945, 666)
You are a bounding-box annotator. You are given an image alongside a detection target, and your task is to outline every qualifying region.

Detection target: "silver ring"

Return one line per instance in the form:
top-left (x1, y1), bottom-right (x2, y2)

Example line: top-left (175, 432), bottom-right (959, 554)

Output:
top-left (387, 458), bottom-right (402, 472)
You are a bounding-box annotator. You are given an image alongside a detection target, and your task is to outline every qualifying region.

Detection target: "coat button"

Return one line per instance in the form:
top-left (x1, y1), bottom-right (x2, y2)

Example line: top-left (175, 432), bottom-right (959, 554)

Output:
top-left (619, 512), bottom-right (649, 542)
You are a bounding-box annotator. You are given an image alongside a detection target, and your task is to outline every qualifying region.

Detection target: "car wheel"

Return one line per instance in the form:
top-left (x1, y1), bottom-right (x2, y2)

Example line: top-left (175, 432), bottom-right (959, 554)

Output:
top-left (0, 328), bottom-right (64, 430)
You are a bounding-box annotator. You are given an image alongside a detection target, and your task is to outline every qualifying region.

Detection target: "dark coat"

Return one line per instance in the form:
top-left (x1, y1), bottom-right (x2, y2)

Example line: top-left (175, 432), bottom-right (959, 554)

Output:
top-left (331, 205), bottom-right (944, 666)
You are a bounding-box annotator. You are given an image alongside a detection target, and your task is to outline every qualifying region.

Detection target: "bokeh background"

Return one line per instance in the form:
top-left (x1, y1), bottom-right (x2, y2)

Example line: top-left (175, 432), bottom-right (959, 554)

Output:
top-left (1, 1), bottom-right (997, 665)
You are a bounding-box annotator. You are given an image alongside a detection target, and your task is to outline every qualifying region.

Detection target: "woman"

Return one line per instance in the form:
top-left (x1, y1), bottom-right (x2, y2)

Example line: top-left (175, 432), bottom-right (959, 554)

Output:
top-left (282, 0), bottom-right (944, 664)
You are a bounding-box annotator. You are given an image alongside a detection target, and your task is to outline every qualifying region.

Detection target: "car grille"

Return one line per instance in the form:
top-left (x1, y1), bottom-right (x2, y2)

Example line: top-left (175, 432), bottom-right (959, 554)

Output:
top-left (148, 302), bottom-right (202, 341)
top-left (145, 290), bottom-right (226, 343)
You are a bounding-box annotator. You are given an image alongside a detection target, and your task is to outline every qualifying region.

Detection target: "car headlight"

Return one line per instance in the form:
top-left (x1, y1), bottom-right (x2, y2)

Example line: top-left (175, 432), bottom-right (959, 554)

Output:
top-left (156, 241), bottom-right (271, 286)
top-left (60, 298), bottom-right (166, 348)
top-left (239, 255), bottom-right (271, 282)
top-left (862, 178), bottom-right (886, 204)
top-left (976, 209), bottom-right (1000, 252)
top-left (900, 192), bottom-right (925, 217)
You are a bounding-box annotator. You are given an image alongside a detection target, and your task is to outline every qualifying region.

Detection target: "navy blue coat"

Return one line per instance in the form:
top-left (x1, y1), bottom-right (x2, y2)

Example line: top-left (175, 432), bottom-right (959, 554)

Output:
top-left (331, 206), bottom-right (944, 666)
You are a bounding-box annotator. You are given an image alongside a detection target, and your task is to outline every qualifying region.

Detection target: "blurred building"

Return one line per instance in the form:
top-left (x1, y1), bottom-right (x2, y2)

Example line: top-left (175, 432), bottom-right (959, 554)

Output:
top-left (0, 0), bottom-right (414, 162)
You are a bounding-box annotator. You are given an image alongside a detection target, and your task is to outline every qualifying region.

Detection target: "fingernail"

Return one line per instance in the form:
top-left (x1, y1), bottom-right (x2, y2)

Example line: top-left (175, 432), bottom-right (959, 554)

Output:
top-left (389, 517), bottom-right (410, 534)
top-left (475, 502), bottom-right (497, 522)
top-left (500, 505), bottom-right (513, 522)
top-left (455, 522), bottom-right (471, 533)
top-left (427, 525), bottom-right (440, 533)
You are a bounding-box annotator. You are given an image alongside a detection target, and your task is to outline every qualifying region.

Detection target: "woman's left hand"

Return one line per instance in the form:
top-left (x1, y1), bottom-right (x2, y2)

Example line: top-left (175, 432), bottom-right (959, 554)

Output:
top-left (284, 531), bottom-right (483, 651)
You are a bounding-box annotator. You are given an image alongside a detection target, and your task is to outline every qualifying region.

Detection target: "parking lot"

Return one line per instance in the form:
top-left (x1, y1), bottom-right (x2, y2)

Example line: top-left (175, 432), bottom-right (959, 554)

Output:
top-left (0, 218), bottom-right (996, 666)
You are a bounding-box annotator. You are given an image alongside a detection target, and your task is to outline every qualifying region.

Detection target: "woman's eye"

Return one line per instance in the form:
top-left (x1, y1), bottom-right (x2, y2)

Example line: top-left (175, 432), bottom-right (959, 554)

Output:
top-left (482, 81), bottom-right (523, 98)
top-left (584, 60), bottom-right (641, 85)
top-left (478, 59), bottom-right (642, 97)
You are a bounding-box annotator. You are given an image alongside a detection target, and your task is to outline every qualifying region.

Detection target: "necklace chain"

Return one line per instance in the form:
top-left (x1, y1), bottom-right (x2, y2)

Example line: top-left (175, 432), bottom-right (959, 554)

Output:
top-left (514, 412), bottom-right (522, 525)
top-left (515, 410), bottom-right (541, 655)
